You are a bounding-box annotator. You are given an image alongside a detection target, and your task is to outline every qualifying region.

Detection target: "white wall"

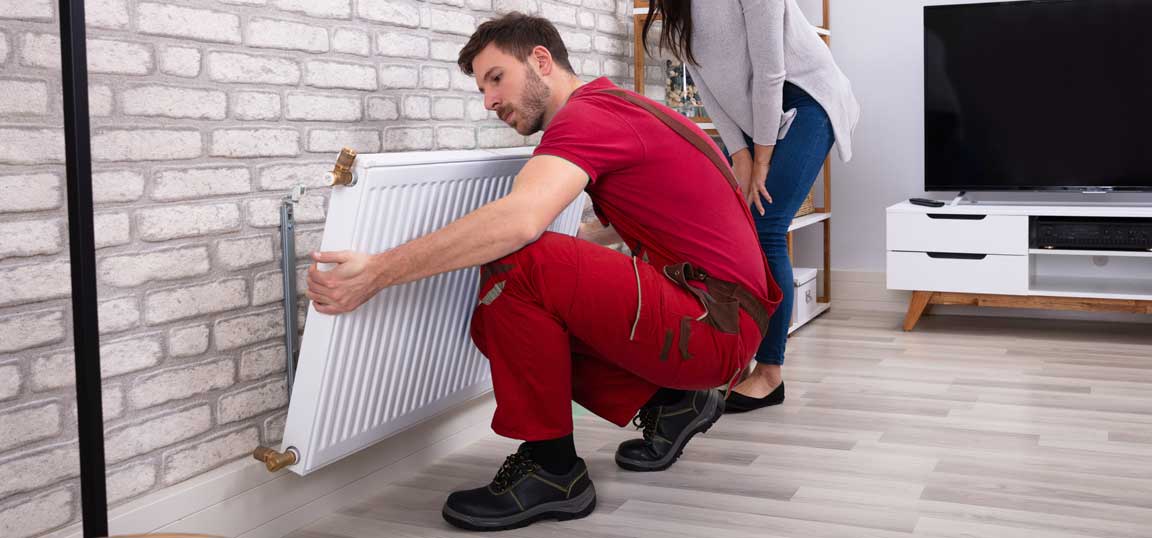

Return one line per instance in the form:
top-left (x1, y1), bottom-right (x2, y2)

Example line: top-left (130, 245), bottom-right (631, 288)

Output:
top-left (828, 0), bottom-right (1152, 272)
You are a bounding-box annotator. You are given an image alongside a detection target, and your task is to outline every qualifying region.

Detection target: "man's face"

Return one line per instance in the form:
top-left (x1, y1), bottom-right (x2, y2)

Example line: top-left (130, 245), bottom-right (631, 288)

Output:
top-left (472, 44), bottom-right (552, 136)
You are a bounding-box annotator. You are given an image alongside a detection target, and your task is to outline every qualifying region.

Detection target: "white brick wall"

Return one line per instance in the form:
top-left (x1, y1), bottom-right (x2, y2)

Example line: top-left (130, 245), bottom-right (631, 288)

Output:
top-left (92, 129), bottom-right (203, 162)
top-left (211, 128), bottom-right (300, 157)
top-left (104, 405), bottom-right (213, 463)
top-left (145, 278), bottom-right (249, 324)
top-left (303, 60), bottom-right (378, 90)
top-left (0, 489), bottom-right (74, 538)
top-left (137, 203), bottom-right (242, 241)
top-left (0, 261), bottom-right (70, 307)
top-left (0, 1), bottom-right (634, 532)
top-left (0, 444), bottom-right (79, 499)
top-left (216, 235), bottom-right (275, 270)
top-left (0, 79), bottom-right (49, 115)
top-left (0, 361), bottom-right (20, 401)
top-left (168, 324), bottom-right (211, 357)
top-left (162, 426), bottom-right (260, 484)
top-left (137, 3), bottom-right (242, 44)
top-left (0, 173), bottom-right (60, 212)
top-left (208, 52), bottom-right (301, 85)
top-left (152, 166), bottom-right (252, 201)
top-left (0, 219), bottom-right (62, 260)
top-left (0, 310), bottom-right (65, 353)
top-left (232, 91), bottom-right (282, 121)
top-left (120, 85), bottom-right (227, 120)
top-left (273, 0), bottom-right (352, 20)
top-left (92, 171), bottom-right (144, 203)
top-left (333, 29), bottom-right (371, 56)
top-left (106, 463), bottom-right (157, 504)
top-left (98, 246), bottom-right (212, 288)
top-left (0, 127), bottom-right (64, 164)
top-left (99, 297), bottom-right (141, 334)
top-left (128, 357), bottom-right (236, 409)
top-left (286, 93), bottom-right (363, 122)
top-left (159, 47), bottom-right (202, 77)
top-left (0, 401), bottom-right (62, 452)
top-left (248, 19), bottom-right (330, 53)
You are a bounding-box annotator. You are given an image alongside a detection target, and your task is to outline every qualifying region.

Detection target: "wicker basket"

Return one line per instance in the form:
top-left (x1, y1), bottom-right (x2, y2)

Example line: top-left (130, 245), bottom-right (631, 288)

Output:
top-left (794, 189), bottom-right (817, 218)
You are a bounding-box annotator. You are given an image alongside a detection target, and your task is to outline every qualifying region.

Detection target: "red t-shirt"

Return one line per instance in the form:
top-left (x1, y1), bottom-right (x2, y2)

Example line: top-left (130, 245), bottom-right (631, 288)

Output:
top-left (534, 77), bottom-right (777, 304)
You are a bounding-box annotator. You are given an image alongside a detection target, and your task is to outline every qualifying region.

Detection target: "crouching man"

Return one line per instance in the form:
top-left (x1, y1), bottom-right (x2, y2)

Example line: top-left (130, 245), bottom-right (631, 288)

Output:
top-left (306, 12), bottom-right (780, 532)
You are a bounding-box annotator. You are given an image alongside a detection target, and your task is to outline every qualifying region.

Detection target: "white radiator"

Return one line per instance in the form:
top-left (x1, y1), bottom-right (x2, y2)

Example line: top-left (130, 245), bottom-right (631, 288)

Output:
top-left (281, 147), bottom-right (586, 475)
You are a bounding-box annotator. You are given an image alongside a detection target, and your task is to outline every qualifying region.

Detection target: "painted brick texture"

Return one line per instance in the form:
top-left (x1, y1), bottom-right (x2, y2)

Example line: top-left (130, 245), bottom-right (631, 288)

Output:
top-left (0, 1), bottom-right (632, 535)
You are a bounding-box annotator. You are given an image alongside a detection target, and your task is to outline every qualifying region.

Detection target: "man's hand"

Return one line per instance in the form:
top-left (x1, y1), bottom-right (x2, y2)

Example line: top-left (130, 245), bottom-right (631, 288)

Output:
top-left (306, 250), bottom-right (384, 315)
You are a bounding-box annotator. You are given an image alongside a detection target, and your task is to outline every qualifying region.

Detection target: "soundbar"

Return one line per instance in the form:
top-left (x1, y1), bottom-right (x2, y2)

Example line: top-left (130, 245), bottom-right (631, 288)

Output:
top-left (1030, 216), bottom-right (1152, 251)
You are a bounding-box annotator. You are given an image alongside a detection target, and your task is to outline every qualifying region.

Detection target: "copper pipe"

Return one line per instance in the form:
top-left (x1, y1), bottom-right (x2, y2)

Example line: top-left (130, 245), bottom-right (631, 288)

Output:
top-left (326, 147), bottom-right (358, 187)
top-left (252, 446), bottom-right (298, 472)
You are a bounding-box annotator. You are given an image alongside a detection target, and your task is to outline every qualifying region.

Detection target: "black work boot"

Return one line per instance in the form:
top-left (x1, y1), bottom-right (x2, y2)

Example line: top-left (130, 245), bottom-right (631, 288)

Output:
top-left (442, 445), bottom-right (596, 531)
top-left (615, 389), bottom-right (724, 472)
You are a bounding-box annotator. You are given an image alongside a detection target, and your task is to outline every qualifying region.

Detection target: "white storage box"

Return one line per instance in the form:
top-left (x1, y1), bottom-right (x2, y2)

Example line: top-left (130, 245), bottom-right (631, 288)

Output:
top-left (792, 267), bottom-right (819, 325)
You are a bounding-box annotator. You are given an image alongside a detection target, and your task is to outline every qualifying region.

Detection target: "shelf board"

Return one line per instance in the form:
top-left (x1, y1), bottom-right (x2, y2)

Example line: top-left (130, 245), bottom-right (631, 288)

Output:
top-left (789, 212), bottom-right (831, 232)
top-left (789, 301), bottom-right (831, 335)
top-left (1029, 275), bottom-right (1152, 301)
top-left (1029, 248), bottom-right (1152, 258)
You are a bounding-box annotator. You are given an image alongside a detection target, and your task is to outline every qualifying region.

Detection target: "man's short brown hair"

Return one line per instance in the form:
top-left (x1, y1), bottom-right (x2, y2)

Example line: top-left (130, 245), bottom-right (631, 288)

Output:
top-left (457, 12), bottom-right (575, 76)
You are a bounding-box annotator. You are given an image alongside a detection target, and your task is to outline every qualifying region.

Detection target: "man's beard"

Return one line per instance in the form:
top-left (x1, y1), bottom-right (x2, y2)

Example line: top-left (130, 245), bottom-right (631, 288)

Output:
top-left (510, 68), bottom-right (551, 135)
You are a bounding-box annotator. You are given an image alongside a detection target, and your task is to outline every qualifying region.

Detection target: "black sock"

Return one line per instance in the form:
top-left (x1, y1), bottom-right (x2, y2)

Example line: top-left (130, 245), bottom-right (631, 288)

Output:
top-left (523, 434), bottom-right (577, 475)
top-left (644, 388), bottom-right (686, 408)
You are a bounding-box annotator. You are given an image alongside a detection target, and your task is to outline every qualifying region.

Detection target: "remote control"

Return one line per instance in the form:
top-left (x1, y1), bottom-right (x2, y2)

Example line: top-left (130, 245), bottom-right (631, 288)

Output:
top-left (909, 198), bottom-right (946, 207)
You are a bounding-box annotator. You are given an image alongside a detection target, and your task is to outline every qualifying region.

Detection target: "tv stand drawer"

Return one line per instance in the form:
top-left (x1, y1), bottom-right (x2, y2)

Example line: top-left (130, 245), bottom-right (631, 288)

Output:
top-left (887, 213), bottom-right (1027, 255)
top-left (887, 251), bottom-right (1027, 294)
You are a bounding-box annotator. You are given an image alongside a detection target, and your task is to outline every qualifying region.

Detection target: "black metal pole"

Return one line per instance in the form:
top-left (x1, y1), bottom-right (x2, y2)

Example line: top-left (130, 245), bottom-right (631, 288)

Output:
top-left (58, 1), bottom-right (109, 536)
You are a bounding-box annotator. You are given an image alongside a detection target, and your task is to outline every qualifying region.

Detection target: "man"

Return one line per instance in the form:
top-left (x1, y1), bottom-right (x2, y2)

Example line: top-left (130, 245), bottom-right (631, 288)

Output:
top-left (305, 12), bottom-right (780, 532)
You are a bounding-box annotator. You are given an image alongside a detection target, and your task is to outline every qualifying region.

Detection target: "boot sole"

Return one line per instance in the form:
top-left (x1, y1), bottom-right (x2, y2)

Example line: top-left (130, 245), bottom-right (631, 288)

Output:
top-left (614, 390), bottom-right (725, 472)
top-left (441, 483), bottom-right (597, 532)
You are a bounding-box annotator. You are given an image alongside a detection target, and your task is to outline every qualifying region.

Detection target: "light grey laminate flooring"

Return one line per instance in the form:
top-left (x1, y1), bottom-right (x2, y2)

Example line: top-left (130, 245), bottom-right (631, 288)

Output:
top-left (285, 310), bottom-right (1152, 538)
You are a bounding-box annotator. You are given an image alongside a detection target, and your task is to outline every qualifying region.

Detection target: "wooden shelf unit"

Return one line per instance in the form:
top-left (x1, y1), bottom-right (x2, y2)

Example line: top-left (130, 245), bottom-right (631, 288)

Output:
top-left (631, 0), bottom-right (835, 332)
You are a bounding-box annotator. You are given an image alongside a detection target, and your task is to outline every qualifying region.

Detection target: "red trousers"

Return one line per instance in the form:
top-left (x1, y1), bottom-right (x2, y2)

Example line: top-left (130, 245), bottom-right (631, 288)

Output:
top-left (469, 232), bottom-right (762, 441)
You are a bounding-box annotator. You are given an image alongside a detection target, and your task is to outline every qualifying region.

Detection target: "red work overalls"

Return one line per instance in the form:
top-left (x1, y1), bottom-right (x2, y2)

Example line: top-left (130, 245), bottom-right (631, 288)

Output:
top-left (469, 90), bottom-right (780, 441)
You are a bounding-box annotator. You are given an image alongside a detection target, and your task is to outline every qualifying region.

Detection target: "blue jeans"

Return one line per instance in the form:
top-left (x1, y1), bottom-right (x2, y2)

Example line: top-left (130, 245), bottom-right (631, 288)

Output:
top-left (724, 82), bottom-right (834, 365)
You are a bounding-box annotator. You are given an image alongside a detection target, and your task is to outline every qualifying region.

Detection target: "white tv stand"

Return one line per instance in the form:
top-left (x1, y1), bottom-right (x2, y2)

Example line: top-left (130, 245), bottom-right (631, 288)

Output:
top-left (886, 201), bottom-right (1152, 330)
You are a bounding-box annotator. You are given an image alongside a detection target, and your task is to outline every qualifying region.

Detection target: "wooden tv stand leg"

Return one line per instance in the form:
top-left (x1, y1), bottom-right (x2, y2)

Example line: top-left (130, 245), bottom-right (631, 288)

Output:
top-left (900, 291), bottom-right (1152, 331)
top-left (903, 291), bottom-right (935, 331)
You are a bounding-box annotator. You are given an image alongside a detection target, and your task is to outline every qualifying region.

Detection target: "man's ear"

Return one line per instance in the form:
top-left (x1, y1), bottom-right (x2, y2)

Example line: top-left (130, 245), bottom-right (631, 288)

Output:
top-left (531, 45), bottom-right (554, 76)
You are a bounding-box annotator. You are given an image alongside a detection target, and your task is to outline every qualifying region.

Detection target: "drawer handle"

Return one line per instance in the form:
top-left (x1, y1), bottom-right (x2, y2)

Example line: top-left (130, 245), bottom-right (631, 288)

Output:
top-left (927, 214), bottom-right (987, 220)
top-left (926, 252), bottom-right (988, 260)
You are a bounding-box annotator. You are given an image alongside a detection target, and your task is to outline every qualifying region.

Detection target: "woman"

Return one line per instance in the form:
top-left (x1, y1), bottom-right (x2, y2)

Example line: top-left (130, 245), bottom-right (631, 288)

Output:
top-left (645, 0), bottom-right (859, 411)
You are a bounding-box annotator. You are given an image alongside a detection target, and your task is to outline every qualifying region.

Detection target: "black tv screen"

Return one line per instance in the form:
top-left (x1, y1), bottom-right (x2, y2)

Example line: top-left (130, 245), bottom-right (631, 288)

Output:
top-left (924, 0), bottom-right (1152, 192)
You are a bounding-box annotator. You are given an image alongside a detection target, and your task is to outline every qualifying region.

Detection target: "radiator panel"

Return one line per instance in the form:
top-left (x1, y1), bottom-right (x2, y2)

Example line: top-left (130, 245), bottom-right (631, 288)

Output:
top-left (283, 148), bottom-right (586, 475)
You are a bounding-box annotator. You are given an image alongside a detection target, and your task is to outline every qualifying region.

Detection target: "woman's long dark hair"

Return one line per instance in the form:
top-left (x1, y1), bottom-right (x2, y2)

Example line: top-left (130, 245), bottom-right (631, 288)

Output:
top-left (643, 0), bottom-right (697, 65)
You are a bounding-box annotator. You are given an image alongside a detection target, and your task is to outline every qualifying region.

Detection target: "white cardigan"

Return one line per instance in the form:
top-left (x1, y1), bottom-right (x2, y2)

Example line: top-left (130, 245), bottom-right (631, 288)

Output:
top-left (686, 0), bottom-right (860, 162)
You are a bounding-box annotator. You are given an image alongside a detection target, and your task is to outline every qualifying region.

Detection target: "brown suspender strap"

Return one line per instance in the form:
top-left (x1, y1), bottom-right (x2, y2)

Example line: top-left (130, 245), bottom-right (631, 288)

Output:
top-left (594, 88), bottom-right (774, 339)
top-left (596, 88), bottom-right (741, 192)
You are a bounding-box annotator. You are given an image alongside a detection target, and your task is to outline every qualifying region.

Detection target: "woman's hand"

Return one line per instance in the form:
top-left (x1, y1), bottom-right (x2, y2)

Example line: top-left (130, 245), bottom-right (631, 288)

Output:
top-left (306, 250), bottom-right (383, 314)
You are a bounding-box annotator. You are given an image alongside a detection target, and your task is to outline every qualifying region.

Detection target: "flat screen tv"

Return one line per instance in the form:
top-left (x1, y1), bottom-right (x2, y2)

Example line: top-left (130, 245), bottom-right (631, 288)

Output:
top-left (924, 0), bottom-right (1152, 192)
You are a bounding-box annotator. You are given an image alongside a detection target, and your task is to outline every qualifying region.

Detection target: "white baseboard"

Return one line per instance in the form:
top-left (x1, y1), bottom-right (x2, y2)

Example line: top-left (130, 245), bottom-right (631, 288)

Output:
top-left (46, 395), bottom-right (497, 538)
top-left (830, 270), bottom-right (1151, 324)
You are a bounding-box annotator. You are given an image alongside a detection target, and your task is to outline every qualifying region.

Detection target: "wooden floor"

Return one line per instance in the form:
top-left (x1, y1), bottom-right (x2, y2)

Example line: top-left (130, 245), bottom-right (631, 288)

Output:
top-left (285, 310), bottom-right (1152, 538)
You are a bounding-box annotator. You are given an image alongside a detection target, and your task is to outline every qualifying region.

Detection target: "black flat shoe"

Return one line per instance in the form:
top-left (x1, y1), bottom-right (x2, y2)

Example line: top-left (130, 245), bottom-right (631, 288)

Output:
top-left (722, 382), bottom-right (785, 413)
